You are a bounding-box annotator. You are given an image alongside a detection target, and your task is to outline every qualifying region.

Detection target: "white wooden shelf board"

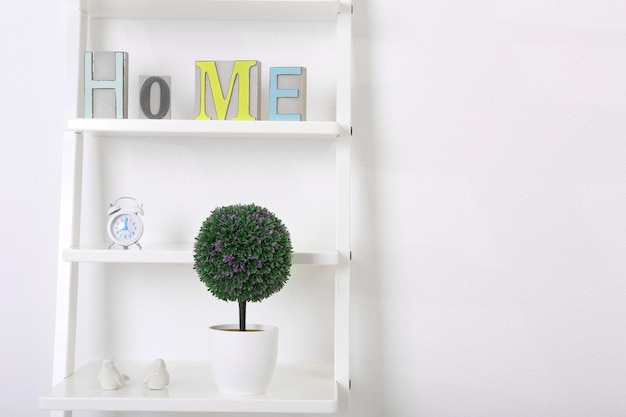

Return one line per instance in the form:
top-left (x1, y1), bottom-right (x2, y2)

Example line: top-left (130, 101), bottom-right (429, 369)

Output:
top-left (69, 0), bottom-right (341, 21)
top-left (67, 119), bottom-right (340, 139)
top-left (63, 243), bottom-right (339, 265)
top-left (40, 361), bottom-right (337, 413)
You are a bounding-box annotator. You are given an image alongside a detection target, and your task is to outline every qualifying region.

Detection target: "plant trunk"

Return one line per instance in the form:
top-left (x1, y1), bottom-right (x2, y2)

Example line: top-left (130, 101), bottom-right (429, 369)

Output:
top-left (239, 301), bottom-right (247, 331)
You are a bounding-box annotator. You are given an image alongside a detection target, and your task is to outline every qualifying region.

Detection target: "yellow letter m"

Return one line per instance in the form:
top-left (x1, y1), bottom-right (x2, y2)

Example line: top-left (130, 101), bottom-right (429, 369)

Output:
top-left (195, 60), bottom-right (260, 121)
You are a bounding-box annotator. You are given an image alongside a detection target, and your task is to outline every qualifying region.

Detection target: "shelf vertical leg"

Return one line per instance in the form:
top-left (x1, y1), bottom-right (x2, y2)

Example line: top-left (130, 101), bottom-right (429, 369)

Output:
top-left (48, 5), bottom-right (87, 417)
top-left (335, 0), bottom-right (352, 411)
top-left (50, 133), bottom-right (83, 417)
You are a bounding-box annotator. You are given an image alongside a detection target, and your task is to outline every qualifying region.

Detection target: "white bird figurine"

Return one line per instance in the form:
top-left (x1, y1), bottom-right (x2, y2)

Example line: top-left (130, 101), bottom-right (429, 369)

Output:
top-left (143, 358), bottom-right (170, 390)
top-left (97, 359), bottom-right (129, 390)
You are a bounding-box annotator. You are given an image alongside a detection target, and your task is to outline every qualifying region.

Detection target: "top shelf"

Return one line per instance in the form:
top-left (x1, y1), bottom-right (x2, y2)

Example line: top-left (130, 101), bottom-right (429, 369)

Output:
top-left (69, 0), bottom-right (342, 21)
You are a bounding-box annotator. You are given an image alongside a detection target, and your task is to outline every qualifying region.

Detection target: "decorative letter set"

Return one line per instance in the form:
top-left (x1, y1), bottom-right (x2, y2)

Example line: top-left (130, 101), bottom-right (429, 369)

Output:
top-left (84, 51), bottom-right (307, 121)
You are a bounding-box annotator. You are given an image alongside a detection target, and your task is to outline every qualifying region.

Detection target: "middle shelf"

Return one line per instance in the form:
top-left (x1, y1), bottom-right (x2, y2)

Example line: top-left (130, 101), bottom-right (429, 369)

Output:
top-left (67, 119), bottom-right (342, 139)
top-left (64, 243), bottom-right (339, 265)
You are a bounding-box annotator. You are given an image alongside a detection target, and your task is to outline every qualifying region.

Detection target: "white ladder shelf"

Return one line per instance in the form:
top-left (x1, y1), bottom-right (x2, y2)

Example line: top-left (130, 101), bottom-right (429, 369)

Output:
top-left (41, 0), bottom-right (351, 414)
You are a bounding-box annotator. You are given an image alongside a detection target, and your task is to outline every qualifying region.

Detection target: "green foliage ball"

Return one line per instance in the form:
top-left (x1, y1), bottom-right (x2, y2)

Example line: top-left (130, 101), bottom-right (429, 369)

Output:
top-left (193, 204), bottom-right (293, 303)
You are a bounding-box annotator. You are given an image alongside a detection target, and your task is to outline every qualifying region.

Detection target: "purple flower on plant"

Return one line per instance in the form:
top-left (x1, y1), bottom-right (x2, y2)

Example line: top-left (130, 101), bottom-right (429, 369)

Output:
top-left (193, 203), bottom-right (293, 330)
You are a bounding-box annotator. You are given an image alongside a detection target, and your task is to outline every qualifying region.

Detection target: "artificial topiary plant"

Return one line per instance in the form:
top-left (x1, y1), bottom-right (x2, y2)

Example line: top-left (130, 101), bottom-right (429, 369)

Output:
top-left (193, 203), bottom-right (293, 331)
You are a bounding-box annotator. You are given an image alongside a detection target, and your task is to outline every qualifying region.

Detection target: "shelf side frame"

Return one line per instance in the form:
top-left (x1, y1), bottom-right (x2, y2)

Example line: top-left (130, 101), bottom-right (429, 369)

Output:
top-left (49, 4), bottom-right (88, 417)
top-left (334, 0), bottom-right (352, 408)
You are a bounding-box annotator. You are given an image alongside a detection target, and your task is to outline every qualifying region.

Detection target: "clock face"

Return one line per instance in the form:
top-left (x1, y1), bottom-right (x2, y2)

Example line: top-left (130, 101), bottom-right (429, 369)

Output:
top-left (107, 211), bottom-right (143, 246)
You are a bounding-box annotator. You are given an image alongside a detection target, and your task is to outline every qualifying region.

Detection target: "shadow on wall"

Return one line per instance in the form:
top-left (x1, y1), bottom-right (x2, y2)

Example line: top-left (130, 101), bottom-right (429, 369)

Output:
top-left (349, 1), bottom-right (388, 416)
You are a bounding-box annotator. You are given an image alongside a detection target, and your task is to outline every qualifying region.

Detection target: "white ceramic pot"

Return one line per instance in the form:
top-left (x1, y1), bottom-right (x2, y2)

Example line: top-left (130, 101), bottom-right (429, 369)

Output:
top-left (208, 324), bottom-right (278, 395)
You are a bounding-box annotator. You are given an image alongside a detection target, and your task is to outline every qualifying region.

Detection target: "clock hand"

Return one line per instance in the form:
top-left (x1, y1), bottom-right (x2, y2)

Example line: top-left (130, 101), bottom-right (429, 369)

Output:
top-left (118, 217), bottom-right (129, 232)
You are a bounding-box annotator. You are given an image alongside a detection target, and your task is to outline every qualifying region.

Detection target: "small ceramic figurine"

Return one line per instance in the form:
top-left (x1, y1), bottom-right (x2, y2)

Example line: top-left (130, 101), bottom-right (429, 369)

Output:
top-left (97, 359), bottom-right (129, 390)
top-left (143, 358), bottom-right (170, 390)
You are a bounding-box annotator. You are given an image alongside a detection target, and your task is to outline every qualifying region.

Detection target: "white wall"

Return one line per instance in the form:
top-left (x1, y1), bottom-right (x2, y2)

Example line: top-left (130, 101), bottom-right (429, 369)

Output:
top-left (0, 0), bottom-right (65, 415)
top-left (2, 1), bottom-right (626, 416)
top-left (350, 1), bottom-right (626, 416)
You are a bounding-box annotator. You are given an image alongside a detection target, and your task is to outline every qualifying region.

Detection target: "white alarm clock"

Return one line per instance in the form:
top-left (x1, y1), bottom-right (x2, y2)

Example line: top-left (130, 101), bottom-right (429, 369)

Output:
top-left (107, 197), bottom-right (144, 250)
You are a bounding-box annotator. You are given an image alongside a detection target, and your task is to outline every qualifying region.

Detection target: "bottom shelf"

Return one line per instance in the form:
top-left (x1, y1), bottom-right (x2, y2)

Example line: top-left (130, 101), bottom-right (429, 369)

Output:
top-left (40, 361), bottom-right (338, 413)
